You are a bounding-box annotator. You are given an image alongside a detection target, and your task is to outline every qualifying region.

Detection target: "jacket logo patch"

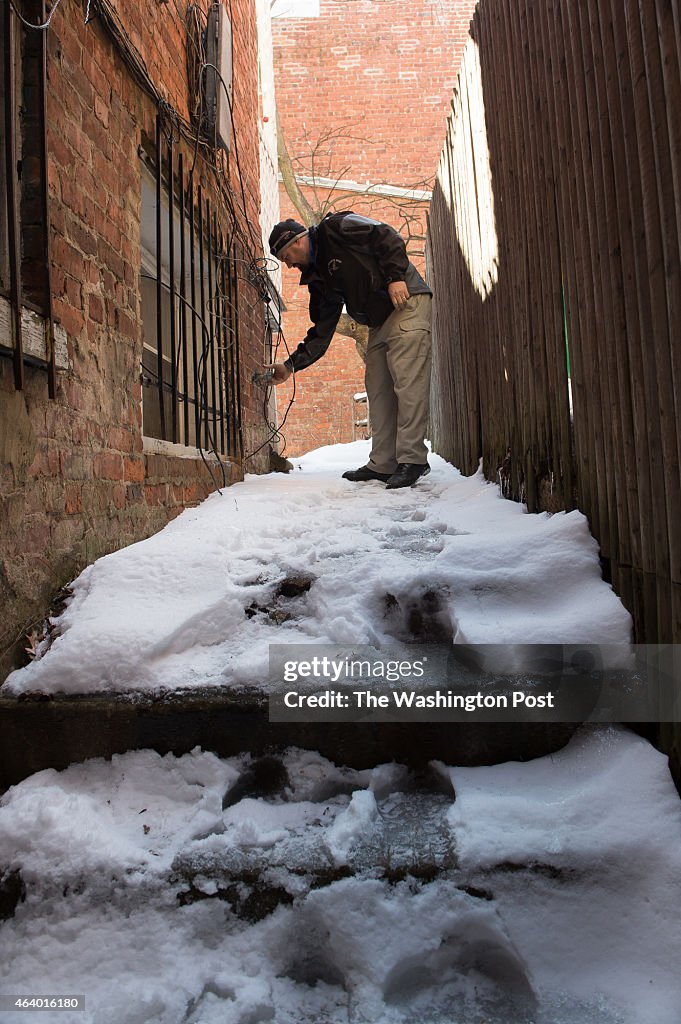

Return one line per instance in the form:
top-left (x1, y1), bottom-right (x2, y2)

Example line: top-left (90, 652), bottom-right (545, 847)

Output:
top-left (328, 258), bottom-right (343, 274)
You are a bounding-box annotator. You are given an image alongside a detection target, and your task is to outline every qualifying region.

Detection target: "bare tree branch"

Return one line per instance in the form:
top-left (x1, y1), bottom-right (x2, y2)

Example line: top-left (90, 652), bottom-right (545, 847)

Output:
top-left (276, 108), bottom-right (318, 225)
top-left (276, 118), bottom-right (432, 360)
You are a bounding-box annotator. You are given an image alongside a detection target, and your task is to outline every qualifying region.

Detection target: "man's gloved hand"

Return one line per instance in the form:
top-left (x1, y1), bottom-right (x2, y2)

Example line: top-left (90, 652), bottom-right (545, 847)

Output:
top-left (264, 362), bottom-right (292, 385)
top-left (388, 281), bottom-right (410, 310)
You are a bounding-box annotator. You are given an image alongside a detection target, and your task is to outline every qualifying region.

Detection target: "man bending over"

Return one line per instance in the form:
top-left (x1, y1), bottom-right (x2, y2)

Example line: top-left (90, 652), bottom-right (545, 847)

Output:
top-left (266, 212), bottom-right (432, 490)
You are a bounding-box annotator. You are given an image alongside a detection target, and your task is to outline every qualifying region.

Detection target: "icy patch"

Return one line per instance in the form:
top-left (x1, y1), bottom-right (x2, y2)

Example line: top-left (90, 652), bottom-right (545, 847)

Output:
top-left (325, 789), bottom-right (378, 864)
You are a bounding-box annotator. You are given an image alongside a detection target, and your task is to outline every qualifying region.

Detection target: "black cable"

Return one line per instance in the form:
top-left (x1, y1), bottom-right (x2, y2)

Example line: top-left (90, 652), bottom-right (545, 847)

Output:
top-left (242, 316), bottom-right (297, 463)
top-left (195, 335), bottom-right (228, 492)
top-left (13, 0), bottom-right (267, 275)
top-left (185, 3), bottom-right (207, 176)
top-left (141, 272), bottom-right (241, 355)
top-left (140, 270), bottom-right (235, 493)
top-left (182, 2), bottom-right (263, 266)
top-left (198, 58), bottom-right (261, 255)
top-left (87, 0), bottom-right (247, 264)
top-left (18, 0), bottom-right (285, 475)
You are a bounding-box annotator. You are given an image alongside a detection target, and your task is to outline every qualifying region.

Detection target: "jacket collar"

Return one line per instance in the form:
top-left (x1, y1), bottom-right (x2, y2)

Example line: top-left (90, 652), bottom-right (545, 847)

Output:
top-left (299, 224), bottom-right (322, 284)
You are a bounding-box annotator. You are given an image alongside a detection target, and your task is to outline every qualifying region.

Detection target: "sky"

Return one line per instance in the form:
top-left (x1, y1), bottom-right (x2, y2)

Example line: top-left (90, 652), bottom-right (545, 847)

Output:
top-left (271, 0), bottom-right (320, 18)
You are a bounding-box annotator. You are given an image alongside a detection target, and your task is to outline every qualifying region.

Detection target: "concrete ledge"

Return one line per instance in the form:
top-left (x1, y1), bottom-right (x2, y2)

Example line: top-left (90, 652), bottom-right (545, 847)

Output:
top-left (0, 688), bottom-right (579, 789)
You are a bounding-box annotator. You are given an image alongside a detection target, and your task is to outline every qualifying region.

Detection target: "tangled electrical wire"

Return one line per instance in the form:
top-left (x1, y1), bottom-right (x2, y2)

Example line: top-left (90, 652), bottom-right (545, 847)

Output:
top-left (145, 1), bottom-right (292, 473)
top-left (13, 0), bottom-right (293, 486)
top-left (246, 317), bottom-right (297, 464)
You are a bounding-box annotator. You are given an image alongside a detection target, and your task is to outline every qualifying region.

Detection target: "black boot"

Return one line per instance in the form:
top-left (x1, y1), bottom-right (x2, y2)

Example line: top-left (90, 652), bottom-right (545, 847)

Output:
top-left (342, 466), bottom-right (392, 483)
top-left (385, 463), bottom-right (430, 489)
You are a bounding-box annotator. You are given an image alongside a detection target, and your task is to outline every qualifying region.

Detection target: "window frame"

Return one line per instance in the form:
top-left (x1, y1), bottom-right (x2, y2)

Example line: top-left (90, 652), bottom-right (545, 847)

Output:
top-left (139, 118), bottom-right (243, 462)
top-left (0, 0), bottom-right (56, 396)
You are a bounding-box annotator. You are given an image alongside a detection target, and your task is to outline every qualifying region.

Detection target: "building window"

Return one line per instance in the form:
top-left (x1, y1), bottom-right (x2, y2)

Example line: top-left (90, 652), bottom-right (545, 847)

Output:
top-left (0, 0), bottom-right (56, 395)
top-left (139, 117), bottom-right (242, 460)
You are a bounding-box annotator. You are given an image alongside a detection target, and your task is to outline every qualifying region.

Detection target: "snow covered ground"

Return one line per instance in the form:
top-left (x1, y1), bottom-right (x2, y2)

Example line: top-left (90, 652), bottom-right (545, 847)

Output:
top-left (2, 441), bottom-right (631, 696)
top-left (1, 727), bottom-right (680, 1024)
top-left (3, 442), bottom-right (674, 1024)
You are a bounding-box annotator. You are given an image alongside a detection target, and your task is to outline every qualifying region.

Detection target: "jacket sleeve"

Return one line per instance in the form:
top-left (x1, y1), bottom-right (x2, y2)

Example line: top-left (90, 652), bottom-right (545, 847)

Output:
top-left (337, 213), bottom-right (409, 284)
top-left (285, 280), bottom-right (344, 373)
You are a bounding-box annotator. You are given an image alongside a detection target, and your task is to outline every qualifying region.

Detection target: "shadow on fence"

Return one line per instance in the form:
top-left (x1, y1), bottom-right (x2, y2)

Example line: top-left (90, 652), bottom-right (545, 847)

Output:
top-left (427, 0), bottom-right (681, 645)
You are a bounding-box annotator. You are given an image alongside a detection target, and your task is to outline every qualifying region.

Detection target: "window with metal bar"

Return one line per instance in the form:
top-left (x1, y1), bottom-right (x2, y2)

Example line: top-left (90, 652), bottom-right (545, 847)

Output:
top-left (139, 122), bottom-right (242, 460)
top-left (0, 0), bottom-right (56, 396)
top-left (0, 24), bottom-right (9, 302)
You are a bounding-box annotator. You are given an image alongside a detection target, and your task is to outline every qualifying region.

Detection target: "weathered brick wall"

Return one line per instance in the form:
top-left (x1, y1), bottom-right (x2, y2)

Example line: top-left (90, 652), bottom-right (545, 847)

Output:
top-left (273, 0), bottom-right (474, 184)
top-left (271, 0), bottom-right (476, 456)
top-left (0, 0), bottom-right (271, 680)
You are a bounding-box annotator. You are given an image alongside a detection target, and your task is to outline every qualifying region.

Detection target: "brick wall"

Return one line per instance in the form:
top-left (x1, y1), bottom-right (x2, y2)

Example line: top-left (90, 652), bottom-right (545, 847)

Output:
top-left (272, 0), bottom-right (476, 456)
top-left (0, 0), bottom-right (272, 679)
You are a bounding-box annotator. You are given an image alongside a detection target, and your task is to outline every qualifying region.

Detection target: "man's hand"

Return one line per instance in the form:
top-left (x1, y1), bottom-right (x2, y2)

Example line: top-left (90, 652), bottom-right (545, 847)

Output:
top-left (388, 281), bottom-right (410, 310)
top-left (264, 362), bottom-right (292, 385)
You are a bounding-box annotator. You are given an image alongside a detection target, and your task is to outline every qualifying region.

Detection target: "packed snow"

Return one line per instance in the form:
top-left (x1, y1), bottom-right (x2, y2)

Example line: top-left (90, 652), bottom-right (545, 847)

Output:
top-left (0, 446), bottom-right (676, 1022)
top-left (1, 727), bottom-right (680, 1023)
top-left (2, 441), bottom-right (631, 696)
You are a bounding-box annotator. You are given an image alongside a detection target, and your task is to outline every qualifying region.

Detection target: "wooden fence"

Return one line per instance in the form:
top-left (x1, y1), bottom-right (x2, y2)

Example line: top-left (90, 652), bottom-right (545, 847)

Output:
top-left (427, 0), bottom-right (681, 644)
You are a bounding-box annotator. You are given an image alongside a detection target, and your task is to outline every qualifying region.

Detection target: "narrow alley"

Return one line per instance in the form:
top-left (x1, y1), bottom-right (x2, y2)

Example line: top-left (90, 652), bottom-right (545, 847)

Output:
top-left (2, 0), bottom-right (680, 1020)
top-left (1, 443), bottom-right (680, 1023)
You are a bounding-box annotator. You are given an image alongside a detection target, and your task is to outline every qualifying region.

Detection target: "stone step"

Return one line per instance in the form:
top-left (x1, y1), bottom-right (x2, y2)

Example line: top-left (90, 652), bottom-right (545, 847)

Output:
top-left (0, 686), bottom-right (579, 789)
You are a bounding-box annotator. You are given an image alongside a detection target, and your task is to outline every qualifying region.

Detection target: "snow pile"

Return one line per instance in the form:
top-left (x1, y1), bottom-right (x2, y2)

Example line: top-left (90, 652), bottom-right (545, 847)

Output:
top-left (325, 788), bottom-right (378, 865)
top-left (0, 749), bottom-right (236, 883)
top-left (445, 727), bottom-right (681, 1024)
top-left (2, 441), bottom-right (631, 696)
top-left (445, 724), bottom-right (676, 868)
top-left (1, 727), bottom-right (680, 1024)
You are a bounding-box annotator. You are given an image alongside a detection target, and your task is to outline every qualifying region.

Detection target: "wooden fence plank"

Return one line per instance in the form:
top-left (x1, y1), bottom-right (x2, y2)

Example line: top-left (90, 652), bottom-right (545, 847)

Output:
top-left (639, 0), bottom-right (681, 588)
top-left (558, 1), bottom-right (603, 531)
top-left (475, 3), bottom-right (518, 494)
top-left (596, 0), bottom-right (654, 596)
top-left (525, 0), bottom-right (573, 510)
top-left (531, 0), bottom-right (575, 510)
top-left (563, 0), bottom-right (618, 562)
top-left (578, 1), bottom-right (636, 571)
top-left (427, 0), bottom-right (681, 642)
top-left (623, 0), bottom-right (673, 593)
top-left (541, 0), bottom-right (595, 521)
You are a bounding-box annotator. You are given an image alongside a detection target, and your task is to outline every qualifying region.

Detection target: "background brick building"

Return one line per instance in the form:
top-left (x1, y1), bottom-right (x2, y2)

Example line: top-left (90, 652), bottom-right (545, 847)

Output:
top-left (0, 0), bottom-right (276, 677)
top-left (271, 0), bottom-right (477, 457)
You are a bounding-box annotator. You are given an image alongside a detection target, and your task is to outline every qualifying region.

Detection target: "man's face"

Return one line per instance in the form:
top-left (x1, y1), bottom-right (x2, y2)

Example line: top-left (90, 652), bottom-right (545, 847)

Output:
top-left (280, 234), bottom-right (311, 270)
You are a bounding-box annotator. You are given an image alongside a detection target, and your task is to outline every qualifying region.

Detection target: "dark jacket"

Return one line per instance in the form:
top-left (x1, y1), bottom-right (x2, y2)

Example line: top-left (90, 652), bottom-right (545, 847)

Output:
top-left (284, 212), bottom-right (431, 373)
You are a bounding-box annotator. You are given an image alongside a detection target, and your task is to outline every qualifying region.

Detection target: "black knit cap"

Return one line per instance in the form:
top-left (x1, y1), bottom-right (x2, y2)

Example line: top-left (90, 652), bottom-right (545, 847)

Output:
top-left (269, 219), bottom-right (308, 258)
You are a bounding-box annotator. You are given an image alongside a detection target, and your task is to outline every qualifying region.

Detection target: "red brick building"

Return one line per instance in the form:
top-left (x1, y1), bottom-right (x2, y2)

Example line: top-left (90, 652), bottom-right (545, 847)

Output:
top-left (271, 0), bottom-right (476, 457)
top-left (0, 0), bottom-right (275, 677)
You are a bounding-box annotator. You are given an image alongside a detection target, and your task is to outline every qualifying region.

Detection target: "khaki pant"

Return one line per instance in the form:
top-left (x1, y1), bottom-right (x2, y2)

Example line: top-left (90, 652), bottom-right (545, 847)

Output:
top-left (365, 293), bottom-right (432, 474)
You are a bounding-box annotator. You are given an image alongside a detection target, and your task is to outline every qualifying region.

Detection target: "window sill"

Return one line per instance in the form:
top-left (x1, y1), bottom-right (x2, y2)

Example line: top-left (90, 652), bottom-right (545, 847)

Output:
top-left (0, 297), bottom-right (69, 369)
top-left (142, 436), bottom-right (230, 463)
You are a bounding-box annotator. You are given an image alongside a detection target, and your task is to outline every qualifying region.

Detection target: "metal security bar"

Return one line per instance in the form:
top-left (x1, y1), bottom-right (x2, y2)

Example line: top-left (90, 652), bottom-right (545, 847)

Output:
top-left (0, 0), bottom-right (55, 396)
top-left (141, 111), bottom-right (242, 460)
